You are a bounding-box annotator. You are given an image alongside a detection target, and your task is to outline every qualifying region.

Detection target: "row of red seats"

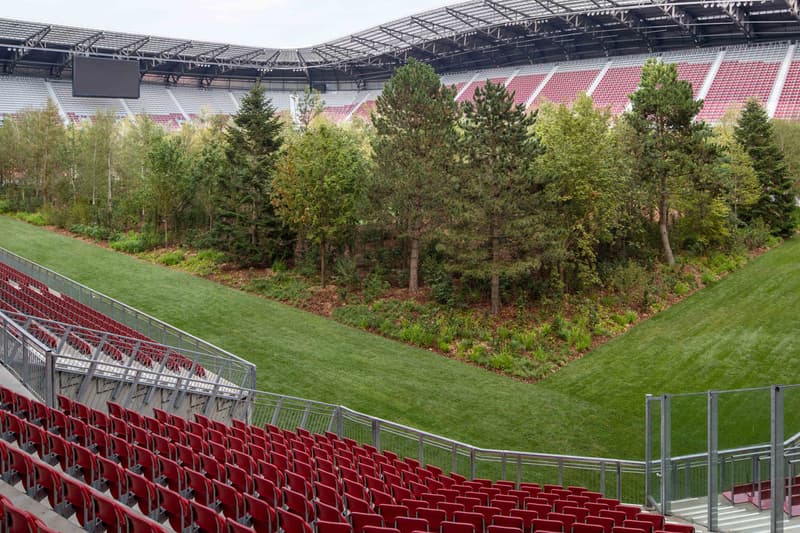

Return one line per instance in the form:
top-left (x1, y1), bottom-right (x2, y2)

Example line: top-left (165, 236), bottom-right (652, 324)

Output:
top-left (0, 491), bottom-right (59, 533)
top-left (1, 382), bottom-right (696, 533)
top-left (0, 261), bottom-right (205, 377)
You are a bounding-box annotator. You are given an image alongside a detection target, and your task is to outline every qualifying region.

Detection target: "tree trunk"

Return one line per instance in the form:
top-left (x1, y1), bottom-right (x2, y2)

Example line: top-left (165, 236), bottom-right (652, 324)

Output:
top-left (490, 232), bottom-right (500, 315)
top-left (659, 181), bottom-right (676, 266)
top-left (294, 235), bottom-right (305, 265)
top-left (320, 237), bottom-right (327, 288)
top-left (408, 236), bottom-right (420, 293)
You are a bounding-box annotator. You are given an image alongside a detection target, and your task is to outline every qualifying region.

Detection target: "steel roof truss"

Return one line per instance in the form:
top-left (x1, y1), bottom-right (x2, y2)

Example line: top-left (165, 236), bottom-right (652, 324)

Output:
top-left (721, 3), bottom-right (753, 40)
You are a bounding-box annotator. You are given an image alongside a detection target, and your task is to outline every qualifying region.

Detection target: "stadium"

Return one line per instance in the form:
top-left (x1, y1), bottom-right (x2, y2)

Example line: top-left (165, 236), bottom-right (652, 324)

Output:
top-left (0, 0), bottom-right (799, 532)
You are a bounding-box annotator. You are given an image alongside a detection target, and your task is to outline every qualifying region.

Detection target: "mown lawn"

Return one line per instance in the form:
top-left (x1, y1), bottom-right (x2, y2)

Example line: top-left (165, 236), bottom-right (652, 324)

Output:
top-left (1, 215), bottom-right (798, 459)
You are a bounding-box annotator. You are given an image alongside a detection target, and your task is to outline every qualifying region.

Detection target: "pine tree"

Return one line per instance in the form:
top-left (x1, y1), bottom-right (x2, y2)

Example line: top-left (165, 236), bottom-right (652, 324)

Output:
top-left (451, 80), bottom-right (541, 315)
top-left (626, 59), bottom-right (707, 266)
top-left (213, 84), bottom-right (290, 266)
top-left (734, 99), bottom-right (796, 236)
top-left (372, 59), bottom-right (460, 292)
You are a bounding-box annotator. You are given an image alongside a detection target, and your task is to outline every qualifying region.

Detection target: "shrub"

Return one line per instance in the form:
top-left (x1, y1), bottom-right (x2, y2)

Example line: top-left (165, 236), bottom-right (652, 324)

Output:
top-left (182, 249), bottom-right (226, 276)
top-left (673, 281), bottom-right (690, 296)
top-left (248, 272), bottom-right (312, 303)
top-left (334, 257), bottom-right (359, 288)
top-left (16, 211), bottom-right (46, 226)
top-left (421, 256), bottom-right (453, 305)
top-left (0, 199), bottom-right (11, 214)
top-left (110, 231), bottom-right (159, 254)
top-left (332, 305), bottom-right (380, 330)
top-left (362, 272), bottom-right (389, 303)
top-left (157, 250), bottom-right (185, 266)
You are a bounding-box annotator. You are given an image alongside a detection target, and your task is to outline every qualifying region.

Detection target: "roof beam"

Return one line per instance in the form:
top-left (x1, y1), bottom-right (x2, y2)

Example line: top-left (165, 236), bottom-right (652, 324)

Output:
top-left (194, 44), bottom-right (230, 61)
top-left (159, 40), bottom-right (193, 58)
top-left (379, 25), bottom-right (439, 56)
top-left (73, 31), bottom-right (104, 52)
top-left (25, 25), bottom-right (51, 48)
top-left (116, 35), bottom-right (149, 56)
top-left (651, 1), bottom-right (704, 45)
top-left (561, 14), bottom-right (611, 53)
top-left (786, 0), bottom-right (800, 20)
top-left (611, 9), bottom-right (654, 50)
top-left (721, 3), bottom-right (753, 40)
top-left (228, 48), bottom-right (267, 64)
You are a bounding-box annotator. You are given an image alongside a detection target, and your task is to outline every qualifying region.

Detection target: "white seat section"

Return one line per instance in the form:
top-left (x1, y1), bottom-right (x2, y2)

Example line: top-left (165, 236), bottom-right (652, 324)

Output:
top-left (170, 86), bottom-right (238, 118)
top-left (0, 76), bottom-right (51, 117)
top-left (125, 84), bottom-right (185, 130)
top-left (48, 80), bottom-right (126, 124)
top-left (231, 90), bottom-right (291, 113)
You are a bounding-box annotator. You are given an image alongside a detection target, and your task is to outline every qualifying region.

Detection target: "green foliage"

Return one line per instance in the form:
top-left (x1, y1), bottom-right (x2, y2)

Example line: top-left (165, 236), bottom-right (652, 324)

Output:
top-left (449, 80), bottom-right (541, 314)
top-left (334, 257), bottom-right (359, 288)
top-left (361, 272), bottom-right (389, 303)
top-left (181, 249), bottom-right (226, 276)
top-left (70, 224), bottom-right (114, 241)
top-left (157, 250), bottom-right (186, 266)
top-left (247, 272), bottom-right (313, 303)
top-left (421, 255), bottom-right (453, 305)
top-left (625, 59), bottom-right (711, 266)
top-left (734, 100), bottom-right (796, 237)
top-left (213, 83), bottom-right (290, 266)
top-left (272, 122), bottom-right (368, 286)
top-left (15, 212), bottom-right (46, 226)
top-left (372, 59), bottom-right (460, 292)
top-left (109, 231), bottom-right (159, 253)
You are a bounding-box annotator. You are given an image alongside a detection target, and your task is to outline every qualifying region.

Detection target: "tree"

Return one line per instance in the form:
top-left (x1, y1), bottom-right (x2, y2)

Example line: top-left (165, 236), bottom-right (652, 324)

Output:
top-left (145, 134), bottom-right (193, 243)
top-left (451, 80), bottom-right (541, 314)
top-left (372, 59), bottom-right (460, 292)
top-left (734, 99), bottom-right (796, 236)
top-left (213, 84), bottom-right (289, 266)
top-left (293, 88), bottom-right (324, 131)
top-left (535, 94), bottom-right (623, 290)
top-left (272, 123), bottom-right (368, 286)
top-left (626, 59), bottom-right (707, 266)
top-left (14, 100), bottom-right (66, 209)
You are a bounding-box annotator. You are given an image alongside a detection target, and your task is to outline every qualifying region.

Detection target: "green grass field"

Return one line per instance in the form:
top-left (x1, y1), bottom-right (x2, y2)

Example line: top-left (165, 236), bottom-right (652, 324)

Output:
top-left (1, 215), bottom-right (798, 459)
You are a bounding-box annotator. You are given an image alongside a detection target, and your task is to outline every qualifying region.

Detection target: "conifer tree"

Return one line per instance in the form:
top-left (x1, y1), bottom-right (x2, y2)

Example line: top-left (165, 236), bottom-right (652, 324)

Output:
top-left (214, 84), bottom-right (290, 266)
top-left (451, 80), bottom-right (541, 314)
top-left (734, 99), bottom-right (796, 236)
top-left (372, 59), bottom-right (460, 292)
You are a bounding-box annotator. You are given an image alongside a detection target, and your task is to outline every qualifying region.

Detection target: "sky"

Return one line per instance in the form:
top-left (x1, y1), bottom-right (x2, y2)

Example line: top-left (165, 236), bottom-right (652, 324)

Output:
top-left (4, 0), bottom-right (456, 49)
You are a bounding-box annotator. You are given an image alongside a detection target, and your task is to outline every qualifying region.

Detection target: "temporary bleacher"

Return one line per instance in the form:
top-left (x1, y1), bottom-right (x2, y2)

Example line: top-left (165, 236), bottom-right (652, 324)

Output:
top-left (591, 55), bottom-right (648, 115)
top-left (0, 76), bottom-right (50, 119)
top-left (532, 58), bottom-right (607, 108)
top-left (0, 261), bottom-right (206, 379)
top-left (48, 80), bottom-right (127, 124)
top-left (170, 86), bottom-right (238, 120)
top-left (0, 381), bottom-right (696, 533)
top-left (697, 43), bottom-right (788, 122)
top-left (124, 84), bottom-right (185, 130)
top-left (0, 251), bottom-right (255, 423)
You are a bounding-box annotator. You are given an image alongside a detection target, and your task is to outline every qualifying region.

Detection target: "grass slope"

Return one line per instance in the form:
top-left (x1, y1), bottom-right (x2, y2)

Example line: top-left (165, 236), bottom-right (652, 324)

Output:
top-left (1, 216), bottom-right (798, 459)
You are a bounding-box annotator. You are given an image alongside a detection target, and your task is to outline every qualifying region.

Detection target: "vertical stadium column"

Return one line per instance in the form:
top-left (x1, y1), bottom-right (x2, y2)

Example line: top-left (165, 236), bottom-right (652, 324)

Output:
top-left (771, 385), bottom-right (785, 533)
top-left (708, 391), bottom-right (719, 531)
top-left (660, 394), bottom-right (672, 515)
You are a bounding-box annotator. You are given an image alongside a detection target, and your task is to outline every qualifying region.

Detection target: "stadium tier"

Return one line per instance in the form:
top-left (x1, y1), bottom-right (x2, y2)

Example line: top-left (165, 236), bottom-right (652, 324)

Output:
top-left (0, 261), bottom-right (205, 378)
top-left (1, 42), bottom-right (799, 127)
top-left (0, 383), bottom-right (695, 533)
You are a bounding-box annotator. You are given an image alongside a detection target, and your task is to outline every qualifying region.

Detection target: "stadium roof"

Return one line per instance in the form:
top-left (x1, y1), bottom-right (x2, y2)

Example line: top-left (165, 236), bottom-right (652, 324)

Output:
top-left (1, 0), bottom-right (800, 84)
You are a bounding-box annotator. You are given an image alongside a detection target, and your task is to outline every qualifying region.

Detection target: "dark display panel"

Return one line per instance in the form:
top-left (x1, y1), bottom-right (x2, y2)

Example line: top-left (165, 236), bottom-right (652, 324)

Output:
top-left (73, 56), bottom-right (140, 98)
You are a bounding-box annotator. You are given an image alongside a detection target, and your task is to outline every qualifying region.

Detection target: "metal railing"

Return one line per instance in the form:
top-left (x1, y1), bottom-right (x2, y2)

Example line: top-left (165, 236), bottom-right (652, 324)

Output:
top-left (0, 311), bottom-right (53, 405)
top-left (231, 387), bottom-right (648, 503)
top-left (0, 247), bottom-right (257, 391)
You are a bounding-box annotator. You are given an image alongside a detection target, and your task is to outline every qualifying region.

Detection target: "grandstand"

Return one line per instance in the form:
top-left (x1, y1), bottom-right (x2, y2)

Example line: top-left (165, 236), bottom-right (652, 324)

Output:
top-left (1, 0), bottom-right (800, 530)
